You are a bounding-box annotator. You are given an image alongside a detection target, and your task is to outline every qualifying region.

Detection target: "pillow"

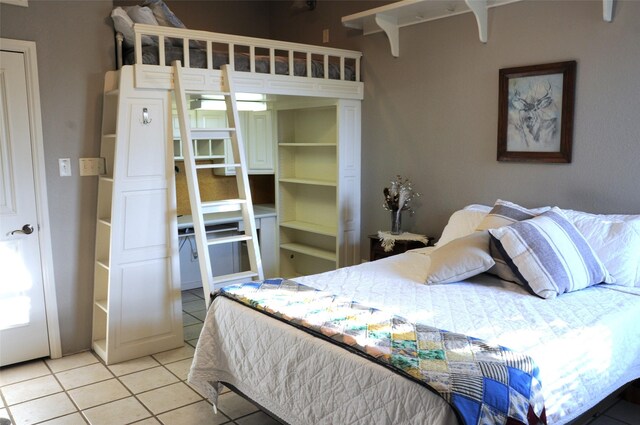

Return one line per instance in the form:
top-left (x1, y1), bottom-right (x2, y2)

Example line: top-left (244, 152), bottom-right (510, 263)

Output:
top-left (476, 199), bottom-right (550, 231)
top-left (476, 200), bottom-right (550, 284)
top-left (143, 0), bottom-right (187, 28)
top-left (111, 7), bottom-right (157, 47)
top-left (125, 6), bottom-right (160, 27)
top-left (488, 237), bottom-right (524, 285)
top-left (562, 209), bottom-right (640, 287)
top-left (436, 207), bottom-right (490, 247)
top-left (142, 0), bottom-right (203, 49)
top-left (426, 231), bottom-right (495, 284)
top-left (489, 208), bottom-right (614, 299)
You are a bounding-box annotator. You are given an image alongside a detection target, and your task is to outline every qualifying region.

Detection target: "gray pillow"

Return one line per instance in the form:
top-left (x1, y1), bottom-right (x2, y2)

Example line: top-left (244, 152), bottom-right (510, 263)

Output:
top-left (111, 7), bottom-right (157, 47)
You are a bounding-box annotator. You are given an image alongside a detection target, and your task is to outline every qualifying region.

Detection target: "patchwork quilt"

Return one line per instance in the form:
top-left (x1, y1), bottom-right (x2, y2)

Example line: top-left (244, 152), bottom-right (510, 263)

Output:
top-left (218, 278), bottom-right (547, 425)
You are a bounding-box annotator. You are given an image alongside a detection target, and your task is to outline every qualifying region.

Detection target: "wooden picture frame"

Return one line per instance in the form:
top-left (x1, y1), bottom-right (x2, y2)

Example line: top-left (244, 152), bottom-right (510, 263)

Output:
top-left (497, 61), bottom-right (576, 163)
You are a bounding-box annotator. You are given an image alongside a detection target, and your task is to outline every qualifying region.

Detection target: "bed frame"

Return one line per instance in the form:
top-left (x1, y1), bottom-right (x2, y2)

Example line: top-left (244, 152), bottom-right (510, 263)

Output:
top-left (117, 23), bottom-right (363, 100)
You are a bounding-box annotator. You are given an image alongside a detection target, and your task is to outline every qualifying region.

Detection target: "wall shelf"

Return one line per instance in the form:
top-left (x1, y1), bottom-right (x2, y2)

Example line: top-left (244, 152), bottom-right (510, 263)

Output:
top-left (342, 0), bottom-right (616, 57)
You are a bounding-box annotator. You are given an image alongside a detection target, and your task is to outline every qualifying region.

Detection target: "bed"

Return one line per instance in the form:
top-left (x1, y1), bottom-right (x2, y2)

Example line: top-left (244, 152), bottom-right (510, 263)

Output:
top-left (110, 4), bottom-right (362, 99)
top-left (188, 201), bottom-right (640, 425)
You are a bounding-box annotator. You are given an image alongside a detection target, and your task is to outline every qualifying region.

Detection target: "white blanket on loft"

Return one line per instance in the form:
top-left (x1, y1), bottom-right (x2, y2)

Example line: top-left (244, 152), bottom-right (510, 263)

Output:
top-left (189, 250), bottom-right (640, 424)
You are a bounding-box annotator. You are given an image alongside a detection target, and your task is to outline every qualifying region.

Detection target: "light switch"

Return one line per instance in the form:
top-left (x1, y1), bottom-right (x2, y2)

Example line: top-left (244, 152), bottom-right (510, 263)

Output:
top-left (58, 158), bottom-right (71, 176)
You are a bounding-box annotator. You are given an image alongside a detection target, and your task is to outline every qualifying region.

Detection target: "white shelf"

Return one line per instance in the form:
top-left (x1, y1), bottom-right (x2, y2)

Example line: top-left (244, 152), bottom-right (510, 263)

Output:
top-left (96, 260), bottom-right (110, 271)
top-left (280, 243), bottom-right (337, 262)
top-left (95, 300), bottom-right (108, 313)
top-left (280, 220), bottom-right (337, 237)
top-left (92, 339), bottom-right (107, 359)
top-left (279, 178), bottom-right (337, 187)
top-left (342, 0), bottom-right (617, 57)
top-left (278, 143), bottom-right (336, 147)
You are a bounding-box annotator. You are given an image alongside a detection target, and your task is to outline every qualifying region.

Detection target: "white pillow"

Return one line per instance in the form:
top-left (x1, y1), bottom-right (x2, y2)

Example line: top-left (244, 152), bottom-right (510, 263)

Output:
top-left (426, 231), bottom-right (495, 284)
top-left (489, 208), bottom-right (614, 299)
top-left (111, 7), bottom-right (157, 47)
top-left (436, 207), bottom-right (489, 247)
top-left (562, 209), bottom-right (640, 287)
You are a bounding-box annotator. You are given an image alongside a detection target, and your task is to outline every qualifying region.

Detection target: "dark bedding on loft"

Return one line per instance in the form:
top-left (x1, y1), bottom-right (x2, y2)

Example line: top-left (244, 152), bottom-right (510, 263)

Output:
top-left (123, 45), bottom-right (356, 81)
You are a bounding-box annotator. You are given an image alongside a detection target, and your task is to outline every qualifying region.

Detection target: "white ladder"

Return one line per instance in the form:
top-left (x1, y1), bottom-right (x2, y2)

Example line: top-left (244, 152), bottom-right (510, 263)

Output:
top-left (173, 62), bottom-right (264, 307)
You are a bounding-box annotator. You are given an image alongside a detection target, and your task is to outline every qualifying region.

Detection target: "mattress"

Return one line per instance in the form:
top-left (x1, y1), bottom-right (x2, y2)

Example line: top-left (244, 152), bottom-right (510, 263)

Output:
top-left (124, 45), bottom-right (356, 81)
top-left (189, 249), bottom-right (640, 424)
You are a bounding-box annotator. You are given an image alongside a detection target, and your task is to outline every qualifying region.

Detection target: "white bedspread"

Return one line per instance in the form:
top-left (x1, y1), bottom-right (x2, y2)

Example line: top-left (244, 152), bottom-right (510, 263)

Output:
top-left (189, 250), bottom-right (640, 425)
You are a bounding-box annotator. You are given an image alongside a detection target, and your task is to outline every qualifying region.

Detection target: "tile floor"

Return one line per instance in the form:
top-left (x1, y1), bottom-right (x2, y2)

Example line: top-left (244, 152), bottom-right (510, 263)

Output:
top-left (1, 288), bottom-right (639, 425)
top-left (0, 289), bottom-right (279, 425)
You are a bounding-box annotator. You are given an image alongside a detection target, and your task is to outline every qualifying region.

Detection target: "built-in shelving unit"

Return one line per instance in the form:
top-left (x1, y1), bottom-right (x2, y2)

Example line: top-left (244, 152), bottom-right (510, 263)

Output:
top-left (172, 109), bottom-right (274, 174)
top-left (91, 67), bottom-right (183, 365)
top-left (276, 99), bottom-right (360, 278)
top-left (342, 0), bottom-right (616, 57)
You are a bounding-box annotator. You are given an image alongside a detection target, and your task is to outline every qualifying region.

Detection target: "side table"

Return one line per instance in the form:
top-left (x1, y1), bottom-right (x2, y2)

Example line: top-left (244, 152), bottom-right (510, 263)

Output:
top-left (369, 232), bottom-right (432, 261)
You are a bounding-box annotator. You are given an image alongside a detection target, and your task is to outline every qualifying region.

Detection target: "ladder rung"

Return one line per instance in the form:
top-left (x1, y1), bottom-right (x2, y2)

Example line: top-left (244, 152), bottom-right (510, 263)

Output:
top-left (188, 91), bottom-right (231, 97)
top-left (201, 199), bottom-right (247, 214)
top-left (207, 234), bottom-right (252, 246)
top-left (190, 128), bottom-right (235, 140)
top-left (210, 271), bottom-right (259, 287)
top-left (196, 163), bottom-right (241, 170)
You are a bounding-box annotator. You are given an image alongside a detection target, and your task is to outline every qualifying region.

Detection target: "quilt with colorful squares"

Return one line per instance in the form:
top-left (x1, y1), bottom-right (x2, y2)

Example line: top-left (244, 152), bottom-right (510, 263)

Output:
top-left (217, 278), bottom-right (547, 425)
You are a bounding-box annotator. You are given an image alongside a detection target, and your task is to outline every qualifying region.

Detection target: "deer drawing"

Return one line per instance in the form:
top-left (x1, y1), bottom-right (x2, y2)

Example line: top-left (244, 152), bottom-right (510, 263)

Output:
top-left (510, 81), bottom-right (559, 147)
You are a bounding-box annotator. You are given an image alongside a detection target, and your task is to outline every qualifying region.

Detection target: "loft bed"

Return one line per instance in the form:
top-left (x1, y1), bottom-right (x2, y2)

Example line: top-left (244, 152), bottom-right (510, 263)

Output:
top-left (116, 23), bottom-right (363, 100)
top-left (95, 5), bottom-right (363, 365)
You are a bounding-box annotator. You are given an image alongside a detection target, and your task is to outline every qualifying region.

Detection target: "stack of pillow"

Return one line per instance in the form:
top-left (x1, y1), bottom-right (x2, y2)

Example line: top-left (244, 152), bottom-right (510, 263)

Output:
top-left (425, 199), bottom-right (640, 299)
top-left (110, 0), bottom-right (193, 48)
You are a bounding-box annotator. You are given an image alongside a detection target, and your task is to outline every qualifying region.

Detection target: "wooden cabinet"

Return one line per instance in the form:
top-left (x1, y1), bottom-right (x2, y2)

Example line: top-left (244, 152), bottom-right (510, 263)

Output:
top-left (276, 99), bottom-right (361, 277)
top-left (172, 109), bottom-right (275, 175)
top-left (245, 111), bottom-right (275, 174)
top-left (93, 68), bottom-right (183, 365)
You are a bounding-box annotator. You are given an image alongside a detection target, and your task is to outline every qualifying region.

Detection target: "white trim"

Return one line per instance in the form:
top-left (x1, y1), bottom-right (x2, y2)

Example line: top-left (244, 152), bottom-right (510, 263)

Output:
top-left (0, 0), bottom-right (28, 7)
top-left (0, 38), bottom-right (61, 359)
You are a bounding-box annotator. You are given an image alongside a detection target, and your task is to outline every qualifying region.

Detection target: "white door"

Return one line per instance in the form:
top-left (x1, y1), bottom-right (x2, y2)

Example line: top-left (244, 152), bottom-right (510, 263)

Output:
top-left (0, 50), bottom-right (50, 366)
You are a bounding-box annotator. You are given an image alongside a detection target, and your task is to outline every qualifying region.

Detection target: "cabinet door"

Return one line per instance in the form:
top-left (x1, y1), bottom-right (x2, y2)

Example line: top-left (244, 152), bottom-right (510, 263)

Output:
top-left (246, 111), bottom-right (274, 174)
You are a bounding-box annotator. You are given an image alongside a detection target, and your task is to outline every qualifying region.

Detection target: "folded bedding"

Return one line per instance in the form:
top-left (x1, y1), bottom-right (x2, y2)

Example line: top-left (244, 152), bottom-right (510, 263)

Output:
top-left (123, 45), bottom-right (356, 80)
top-left (218, 279), bottom-right (547, 425)
top-left (112, 1), bottom-right (356, 81)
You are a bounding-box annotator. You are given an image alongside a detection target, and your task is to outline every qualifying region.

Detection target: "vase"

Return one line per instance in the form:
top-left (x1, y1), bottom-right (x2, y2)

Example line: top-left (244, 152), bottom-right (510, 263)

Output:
top-left (390, 210), bottom-right (402, 235)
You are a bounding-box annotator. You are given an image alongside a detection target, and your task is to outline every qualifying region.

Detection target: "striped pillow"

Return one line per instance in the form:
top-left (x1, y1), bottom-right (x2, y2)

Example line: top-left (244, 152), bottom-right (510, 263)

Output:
top-left (476, 200), bottom-right (549, 284)
top-left (488, 207), bottom-right (614, 299)
top-left (476, 199), bottom-right (550, 231)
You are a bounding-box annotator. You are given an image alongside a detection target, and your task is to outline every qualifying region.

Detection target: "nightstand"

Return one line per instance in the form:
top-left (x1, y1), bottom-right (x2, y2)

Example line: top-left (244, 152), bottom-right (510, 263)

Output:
top-left (368, 234), bottom-right (432, 261)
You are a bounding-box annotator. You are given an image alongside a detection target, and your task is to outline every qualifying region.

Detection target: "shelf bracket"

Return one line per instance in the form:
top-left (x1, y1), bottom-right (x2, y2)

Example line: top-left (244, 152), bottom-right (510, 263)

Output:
top-left (603, 0), bottom-right (614, 22)
top-left (374, 13), bottom-right (400, 57)
top-left (465, 0), bottom-right (488, 43)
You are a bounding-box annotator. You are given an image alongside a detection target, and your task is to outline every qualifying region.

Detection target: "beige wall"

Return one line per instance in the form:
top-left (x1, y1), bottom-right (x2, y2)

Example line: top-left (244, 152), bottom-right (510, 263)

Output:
top-left (1, 1), bottom-right (115, 355)
top-left (361, 0), bottom-right (640, 245)
top-left (269, 0), bottom-right (640, 250)
top-left (2, 0), bottom-right (639, 354)
top-left (0, 0), bottom-right (270, 355)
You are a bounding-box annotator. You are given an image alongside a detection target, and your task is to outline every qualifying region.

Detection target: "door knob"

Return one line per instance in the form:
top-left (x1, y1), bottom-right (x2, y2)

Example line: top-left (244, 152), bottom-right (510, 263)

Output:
top-left (10, 224), bottom-right (34, 235)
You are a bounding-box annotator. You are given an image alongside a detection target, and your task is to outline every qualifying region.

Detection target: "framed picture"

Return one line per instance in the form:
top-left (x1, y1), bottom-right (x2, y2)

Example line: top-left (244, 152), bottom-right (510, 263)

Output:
top-left (497, 61), bottom-right (576, 163)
